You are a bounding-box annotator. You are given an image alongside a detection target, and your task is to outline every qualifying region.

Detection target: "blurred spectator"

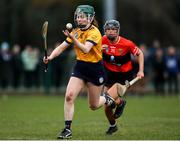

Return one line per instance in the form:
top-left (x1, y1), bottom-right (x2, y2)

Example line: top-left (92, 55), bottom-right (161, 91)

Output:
top-left (148, 40), bottom-right (162, 78)
top-left (128, 43), bottom-right (147, 94)
top-left (11, 44), bottom-right (23, 89)
top-left (151, 48), bottom-right (166, 94)
top-left (164, 46), bottom-right (180, 94)
top-left (21, 45), bottom-right (39, 88)
top-left (33, 47), bottom-right (41, 87)
top-left (149, 39), bottom-right (161, 59)
top-left (0, 42), bottom-right (12, 89)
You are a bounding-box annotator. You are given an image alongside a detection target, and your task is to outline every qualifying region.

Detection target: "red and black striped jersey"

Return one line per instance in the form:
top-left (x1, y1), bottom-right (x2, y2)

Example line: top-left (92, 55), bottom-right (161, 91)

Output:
top-left (102, 35), bottom-right (139, 72)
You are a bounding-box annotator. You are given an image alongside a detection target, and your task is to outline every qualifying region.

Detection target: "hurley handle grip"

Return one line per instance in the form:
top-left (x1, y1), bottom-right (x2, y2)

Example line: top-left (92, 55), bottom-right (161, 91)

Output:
top-left (129, 77), bottom-right (141, 86)
top-left (44, 50), bottom-right (48, 72)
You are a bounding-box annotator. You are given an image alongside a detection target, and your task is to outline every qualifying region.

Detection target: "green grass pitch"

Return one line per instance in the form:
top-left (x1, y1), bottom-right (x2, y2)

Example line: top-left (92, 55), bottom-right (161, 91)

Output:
top-left (0, 94), bottom-right (180, 140)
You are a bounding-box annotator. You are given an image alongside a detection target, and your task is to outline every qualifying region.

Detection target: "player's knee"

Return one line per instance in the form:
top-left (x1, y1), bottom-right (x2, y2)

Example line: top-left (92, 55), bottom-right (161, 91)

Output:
top-left (65, 92), bottom-right (74, 103)
top-left (89, 104), bottom-right (99, 111)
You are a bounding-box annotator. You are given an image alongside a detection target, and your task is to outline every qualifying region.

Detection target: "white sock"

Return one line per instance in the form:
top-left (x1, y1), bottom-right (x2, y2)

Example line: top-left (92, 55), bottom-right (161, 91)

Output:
top-left (110, 122), bottom-right (117, 127)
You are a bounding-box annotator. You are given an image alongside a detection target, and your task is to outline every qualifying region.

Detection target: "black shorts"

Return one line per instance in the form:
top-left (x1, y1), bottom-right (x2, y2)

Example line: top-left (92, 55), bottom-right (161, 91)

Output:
top-left (104, 68), bottom-right (135, 87)
top-left (71, 60), bottom-right (106, 86)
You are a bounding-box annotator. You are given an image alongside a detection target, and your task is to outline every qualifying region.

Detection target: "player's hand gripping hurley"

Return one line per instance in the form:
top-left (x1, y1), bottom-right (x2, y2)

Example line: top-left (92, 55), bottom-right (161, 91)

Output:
top-left (117, 77), bottom-right (141, 97)
top-left (42, 21), bottom-right (48, 72)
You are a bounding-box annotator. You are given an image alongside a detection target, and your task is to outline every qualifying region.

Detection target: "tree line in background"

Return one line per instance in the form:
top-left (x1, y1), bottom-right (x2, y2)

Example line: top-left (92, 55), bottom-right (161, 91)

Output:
top-left (0, 0), bottom-right (180, 48)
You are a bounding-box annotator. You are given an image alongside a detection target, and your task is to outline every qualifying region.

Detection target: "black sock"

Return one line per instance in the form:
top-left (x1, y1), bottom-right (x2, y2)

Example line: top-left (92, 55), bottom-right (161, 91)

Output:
top-left (65, 120), bottom-right (72, 130)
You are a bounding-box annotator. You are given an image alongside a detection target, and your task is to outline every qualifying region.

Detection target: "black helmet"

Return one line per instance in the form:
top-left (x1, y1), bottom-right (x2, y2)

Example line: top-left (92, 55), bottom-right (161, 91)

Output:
top-left (104, 20), bottom-right (120, 41)
top-left (104, 20), bottom-right (120, 31)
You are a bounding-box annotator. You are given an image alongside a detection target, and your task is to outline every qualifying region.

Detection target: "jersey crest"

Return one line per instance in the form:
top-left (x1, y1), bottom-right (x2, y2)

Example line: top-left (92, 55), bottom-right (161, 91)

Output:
top-left (118, 48), bottom-right (123, 54)
top-left (74, 32), bottom-right (78, 38)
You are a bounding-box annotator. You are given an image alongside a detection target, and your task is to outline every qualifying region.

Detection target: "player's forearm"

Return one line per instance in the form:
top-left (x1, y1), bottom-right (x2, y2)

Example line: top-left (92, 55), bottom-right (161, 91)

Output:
top-left (49, 41), bottom-right (68, 60)
top-left (71, 36), bottom-right (90, 53)
top-left (137, 49), bottom-right (144, 72)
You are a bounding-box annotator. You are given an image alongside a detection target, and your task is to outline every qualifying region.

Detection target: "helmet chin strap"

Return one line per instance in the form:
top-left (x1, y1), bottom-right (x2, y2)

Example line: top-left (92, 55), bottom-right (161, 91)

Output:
top-left (78, 24), bottom-right (87, 28)
top-left (78, 23), bottom-right (91, 29)
top-left (107, 36), bottom-right (116, 42)
top-left (107, 30), bottom-right (119, 42)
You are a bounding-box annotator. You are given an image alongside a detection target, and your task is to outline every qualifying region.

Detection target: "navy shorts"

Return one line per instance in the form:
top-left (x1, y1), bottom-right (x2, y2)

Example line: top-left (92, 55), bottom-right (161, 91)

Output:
top-left (71, 60), bottom-right (106, 86)
top-left (104, 68), bottom-right (135, 87)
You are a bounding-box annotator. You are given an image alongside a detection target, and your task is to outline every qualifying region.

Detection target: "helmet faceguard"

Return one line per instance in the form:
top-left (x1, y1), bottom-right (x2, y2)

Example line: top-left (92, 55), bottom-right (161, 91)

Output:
top-left (104, 20), bottom-right (120, 41)
top-left (74, 5), bottom-right (95, 30)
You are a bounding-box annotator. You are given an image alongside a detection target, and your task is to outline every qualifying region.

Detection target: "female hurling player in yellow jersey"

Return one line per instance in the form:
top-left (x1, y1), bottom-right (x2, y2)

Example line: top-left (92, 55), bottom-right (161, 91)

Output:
top-left (43, 5), bottom-right (115, 139)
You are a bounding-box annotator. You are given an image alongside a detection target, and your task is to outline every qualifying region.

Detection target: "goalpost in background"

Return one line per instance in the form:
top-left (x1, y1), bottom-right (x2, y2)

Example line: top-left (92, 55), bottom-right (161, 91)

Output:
top-left (103, 0), bottom-right (117, 22)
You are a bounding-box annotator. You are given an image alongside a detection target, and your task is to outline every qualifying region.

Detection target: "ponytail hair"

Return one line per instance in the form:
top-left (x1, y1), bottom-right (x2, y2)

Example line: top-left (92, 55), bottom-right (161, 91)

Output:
top-left (92, 18), bottom-right (99, 28)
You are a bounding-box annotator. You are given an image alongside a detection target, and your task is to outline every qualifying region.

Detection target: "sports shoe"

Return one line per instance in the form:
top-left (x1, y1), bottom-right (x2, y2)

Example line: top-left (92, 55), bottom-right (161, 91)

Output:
top-left (106, 125), bottom-right (118, 135)
top-left (104, 94), bottom-right (116, 109)
top-left (114, 100), bottom-right (126, 119)
top-left (57, 128), bottom-right (72, 139)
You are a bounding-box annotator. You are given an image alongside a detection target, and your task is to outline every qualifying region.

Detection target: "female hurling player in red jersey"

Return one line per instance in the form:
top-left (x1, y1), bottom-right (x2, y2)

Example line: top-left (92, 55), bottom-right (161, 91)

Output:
top-left (102, 20), bottom-right (144, 134)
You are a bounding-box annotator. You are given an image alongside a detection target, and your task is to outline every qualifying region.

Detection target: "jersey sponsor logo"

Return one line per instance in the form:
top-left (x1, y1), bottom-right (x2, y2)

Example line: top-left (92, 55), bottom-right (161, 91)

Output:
top-left (110, 46), bottom-right (116, 53)
top-left (99, 77), bottom-right (104, 84)
top-left (110, 46), bottom-right (116, 49)
top-left (110, 55), bottom-right (115, 62)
